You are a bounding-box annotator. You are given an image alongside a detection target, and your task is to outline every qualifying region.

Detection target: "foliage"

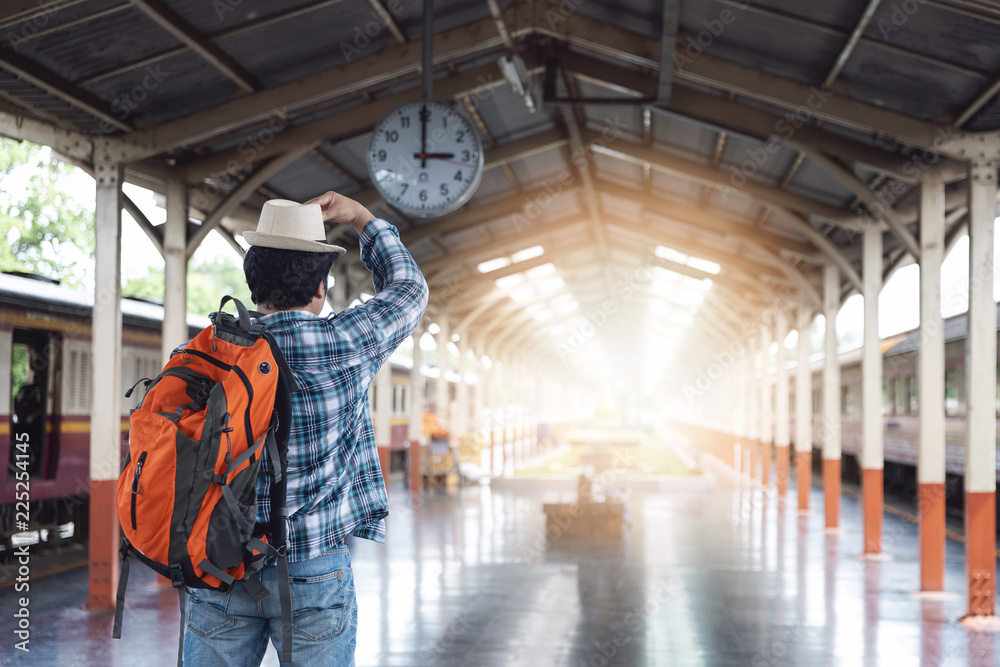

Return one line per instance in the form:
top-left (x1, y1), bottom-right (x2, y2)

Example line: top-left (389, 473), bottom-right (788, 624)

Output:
top-left (0, 138), bottom-right (94, 289)
top-left (122, 255), bottom-right (254, 316)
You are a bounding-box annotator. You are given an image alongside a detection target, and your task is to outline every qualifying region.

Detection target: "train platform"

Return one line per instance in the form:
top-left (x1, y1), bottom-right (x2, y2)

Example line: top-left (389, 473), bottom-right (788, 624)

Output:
top-left (1, 453), bottom-right (997, 667)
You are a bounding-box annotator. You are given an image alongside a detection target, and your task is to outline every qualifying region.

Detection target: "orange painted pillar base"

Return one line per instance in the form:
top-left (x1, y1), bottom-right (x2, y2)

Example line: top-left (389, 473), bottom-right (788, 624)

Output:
top-left (408, 440), bottom-right (422, 493)
top-left (761, 440), bottom-right (772, 487)
top-left (796, 451), bottom-right (811, 511)
top-left (863, 468), bottom-right (883, 554)
top-left (86, 479), bottom-right (119, 610)
top-left (965, 491), bottom-right (995, 615)
top-left (746, 440), bottom-right (757, 478)
top-left (377, 446), bottom-right (391, 495)
top-left (775, 446), bottom-right (789, 497)
top-left (919, 482), bottom-right (946, 591)
top-left (823, 458), bottom-right (840, 529)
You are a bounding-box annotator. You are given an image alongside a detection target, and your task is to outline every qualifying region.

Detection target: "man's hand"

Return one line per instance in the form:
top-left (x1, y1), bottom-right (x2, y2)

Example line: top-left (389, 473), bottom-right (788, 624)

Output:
top-left (305, 191), bottom-right (374, 233)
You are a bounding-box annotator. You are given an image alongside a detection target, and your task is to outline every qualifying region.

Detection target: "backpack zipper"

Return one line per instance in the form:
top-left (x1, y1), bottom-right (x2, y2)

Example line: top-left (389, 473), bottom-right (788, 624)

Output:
top-left (130, 451), bottom-right (148, 530)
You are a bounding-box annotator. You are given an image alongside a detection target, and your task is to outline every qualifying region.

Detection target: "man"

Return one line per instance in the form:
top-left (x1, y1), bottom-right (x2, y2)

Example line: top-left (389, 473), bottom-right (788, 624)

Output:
top-left (183, 191), bottom-right (428, 666)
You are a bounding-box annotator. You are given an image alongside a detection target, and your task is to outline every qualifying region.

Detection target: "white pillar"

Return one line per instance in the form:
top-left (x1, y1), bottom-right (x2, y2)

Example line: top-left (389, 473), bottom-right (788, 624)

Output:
top-left (862, 223), bottom-right (884, 553)
top-left (775, 312), bottom-right (790, 449)
top-left (408, 331), bottom-right (424, 442)
top-left (918, 167), bottom-right (946, 591)
top-left (760, 322), bottom-right (773, 485)
top-left (435, 317), bottom-right (450, 422)
top-left (89, 161), bottom-right (123, 609)
top-left (795, 293), bottom-right (813, 511)
top-left (822, 262), bottom-right (841, 529)
top-left (775, 310), bottom-right (790, 495)
top-left (162, 176), bottom-right (188, 364)
top-left (455, 338), bottom-right (469, 437)
top-left (964, 158), bottom-right (997, 614)
top-left (747, 335), bottom-right (759, 478)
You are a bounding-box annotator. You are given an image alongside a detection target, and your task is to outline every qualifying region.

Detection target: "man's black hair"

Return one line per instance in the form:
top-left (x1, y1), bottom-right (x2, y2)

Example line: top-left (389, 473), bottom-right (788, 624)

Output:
top-left (243, 246), bottom-right (338, 309)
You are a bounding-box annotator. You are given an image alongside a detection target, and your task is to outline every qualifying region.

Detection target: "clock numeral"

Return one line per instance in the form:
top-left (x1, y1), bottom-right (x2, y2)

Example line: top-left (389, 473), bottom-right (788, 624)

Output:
top-left (377, 149), bottom-right (387, 162)
top-left (419, 189), bottom-right (428, 202)
top-left (461, 150), bottom-right (471, 162)
top-left (386, 130), bottom-right (399, 142)
top-left (456, 130), bottom-right (465, 143)
top-left (454, 170), bottom-right (463, 181)
top-left (401, 116), bottom-right (410, 128)
top-left (400, 183), bottom-right (409, 195)
top-left (440, 184), bottom-right (450, 197)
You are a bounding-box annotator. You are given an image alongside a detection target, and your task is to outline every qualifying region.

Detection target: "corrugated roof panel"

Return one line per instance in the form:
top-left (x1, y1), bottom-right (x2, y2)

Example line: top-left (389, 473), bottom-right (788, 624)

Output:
top-left (470, 82), bottom-right (552, 143)
top-left (582, 105), bottom-right (645, 144)
top-left (574, 0), bottom-right (661, 39)
top-left (327, 132), bottom-right (374, 184)
top-left (15, 5), bottom-right (181, 83)
top-left (786, 158), bottom-right (857, 209)
top-left (82, 49), bottom-right (237, 124)
top-left (592, 151), bottom-right (645, 188)
top-left (167, 0), bottom-right (325, 34)
top-left (706, 186), bottom-right (763, 220)
top-left (263, 152), bottom-right (353, 201)
top-left (465, 166), bottom-right (516, 205)
top-left (749, 0), bottom-right (861, 31)
top-left (718, 133), bottom-right (796, 185)
top-left (651, 113), bottom-right (720, 160)
top-left (215, 2), bottom-right (391, 88)
top-left (679, 3), bottom-right (843, 86)
top-left (649, 167), bottom-right (705, 203)
top-left (863, 1), bottom-right (1000, 74)
top-left (839, 40), bottom-right (983, 120)
top-left (506, 149), bottom-right (569, 186)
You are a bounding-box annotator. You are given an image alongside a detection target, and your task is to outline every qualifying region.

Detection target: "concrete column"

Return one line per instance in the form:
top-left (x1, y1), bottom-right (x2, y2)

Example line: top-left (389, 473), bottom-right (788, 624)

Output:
top-left (162, 176), bottom-right (188, 365)
top-left (775, 310), bottom-right (790, 497)
top-left (965, 159), bottom-right (997, 615)
top-left (375, 362), bottom-right (392, 494)
top-left (918, 167), bottom-right (946, 592)
top-left (88, 162), bottom-right (123, 610)
top-left (496, 362), bottom-right (506, 474)
top-left (746, 336), bottom-right (759, 479)
top-left (408, 330), bottom-right (424, 494)
top-left (735, 347), bottom-right (747, 470)
top-left (760, 323), bottom-right (773, 488)
top-left (823, 262), bottom-right (841, 530)
top-left (435, 318), bottom-right (450, 423)
top-left (795, 294), bottom-right (813, 512)
top-left (862, 223), bottom-right (884, 555)
top-left (455, 338), bottom-right (469, 438)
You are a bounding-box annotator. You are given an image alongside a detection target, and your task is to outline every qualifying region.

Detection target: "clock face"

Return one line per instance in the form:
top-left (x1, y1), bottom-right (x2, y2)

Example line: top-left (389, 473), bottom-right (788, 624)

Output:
top-left (367, 101), bottom-right (485, 218)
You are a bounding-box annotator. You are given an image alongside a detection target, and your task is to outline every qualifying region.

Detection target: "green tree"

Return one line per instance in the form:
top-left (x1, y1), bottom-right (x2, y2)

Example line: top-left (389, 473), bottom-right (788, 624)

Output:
top-left (122, 255), bottom-right (253, 316)
top-left (0, 138), bottom-right (94, 288)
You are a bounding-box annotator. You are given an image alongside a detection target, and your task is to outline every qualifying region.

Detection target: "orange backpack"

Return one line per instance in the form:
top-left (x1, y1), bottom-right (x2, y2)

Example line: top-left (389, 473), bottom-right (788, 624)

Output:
top-left (112, 297), bottom-right (297, 664)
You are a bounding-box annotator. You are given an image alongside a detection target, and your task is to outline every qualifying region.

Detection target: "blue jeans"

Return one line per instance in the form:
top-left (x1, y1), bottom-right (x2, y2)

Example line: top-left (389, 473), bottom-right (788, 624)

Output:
top-left (182, 547), bottom-right (357, 666)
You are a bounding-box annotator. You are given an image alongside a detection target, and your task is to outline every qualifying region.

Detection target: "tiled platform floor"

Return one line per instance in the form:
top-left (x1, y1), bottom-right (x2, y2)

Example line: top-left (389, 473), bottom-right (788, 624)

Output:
top-left (2, 468), bottom-right (998, 666)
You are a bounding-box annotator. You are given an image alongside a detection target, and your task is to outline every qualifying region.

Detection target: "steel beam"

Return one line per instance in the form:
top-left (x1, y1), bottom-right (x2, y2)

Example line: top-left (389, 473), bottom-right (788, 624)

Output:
top-left (822, 0), bottom-right (883, 89)
top-left (130, 0), bottom-right (259, 92)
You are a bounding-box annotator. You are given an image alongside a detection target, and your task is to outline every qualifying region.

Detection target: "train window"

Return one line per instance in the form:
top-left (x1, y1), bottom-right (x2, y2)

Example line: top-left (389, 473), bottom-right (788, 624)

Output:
top-left (944, 368), bottom-right (963, 417)
top-left (882, 379), bottom-right (893, 415)
top-left (65, 345), bottom-right (93, 413)
top-left (908, 376), bottom-right (919, 414)
top-left (9, 329), bottom-right (58, 479)
top-left (895, 377), bottom-right (908, 415)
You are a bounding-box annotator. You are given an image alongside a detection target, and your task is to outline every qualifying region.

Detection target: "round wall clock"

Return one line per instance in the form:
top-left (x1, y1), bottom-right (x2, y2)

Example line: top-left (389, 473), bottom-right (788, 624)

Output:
top-left (367, 100), bottom-right (485, 218)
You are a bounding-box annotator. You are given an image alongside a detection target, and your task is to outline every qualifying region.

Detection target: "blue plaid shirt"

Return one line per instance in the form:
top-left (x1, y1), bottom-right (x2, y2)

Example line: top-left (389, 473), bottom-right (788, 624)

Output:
top-left (254, 219), bottom-right (427, 561)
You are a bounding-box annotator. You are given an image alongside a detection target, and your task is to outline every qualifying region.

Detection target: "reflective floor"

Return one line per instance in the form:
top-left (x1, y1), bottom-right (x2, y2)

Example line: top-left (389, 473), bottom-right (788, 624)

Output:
top-left (2, 469), bottom-right (998, 666)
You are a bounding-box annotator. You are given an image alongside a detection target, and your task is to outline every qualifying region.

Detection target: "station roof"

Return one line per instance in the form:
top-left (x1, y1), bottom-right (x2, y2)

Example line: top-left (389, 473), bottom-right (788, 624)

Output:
top-left (0, 0), bottom-right (996, 386)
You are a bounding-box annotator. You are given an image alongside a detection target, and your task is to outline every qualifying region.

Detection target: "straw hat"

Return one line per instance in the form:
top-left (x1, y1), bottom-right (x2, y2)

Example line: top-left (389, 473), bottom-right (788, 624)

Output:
top-left (241, 199), bottom-right (346, 255)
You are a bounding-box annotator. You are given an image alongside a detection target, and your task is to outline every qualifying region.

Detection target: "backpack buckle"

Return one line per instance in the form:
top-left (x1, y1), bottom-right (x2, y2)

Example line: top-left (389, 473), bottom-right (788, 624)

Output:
top-left (168, 563), bottom-right (185, 589)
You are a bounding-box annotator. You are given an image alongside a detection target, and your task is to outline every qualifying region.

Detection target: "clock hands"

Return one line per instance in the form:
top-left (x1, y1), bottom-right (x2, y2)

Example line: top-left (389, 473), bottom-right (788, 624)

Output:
top-left (419, 104), bottom-right (429, 169)
top-left (412, 152), bottom-right (475, 168)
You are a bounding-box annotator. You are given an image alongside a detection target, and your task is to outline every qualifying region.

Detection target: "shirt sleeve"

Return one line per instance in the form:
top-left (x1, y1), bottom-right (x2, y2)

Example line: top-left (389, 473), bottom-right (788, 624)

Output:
top-left (329, 218), bottom-right (428, 372)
